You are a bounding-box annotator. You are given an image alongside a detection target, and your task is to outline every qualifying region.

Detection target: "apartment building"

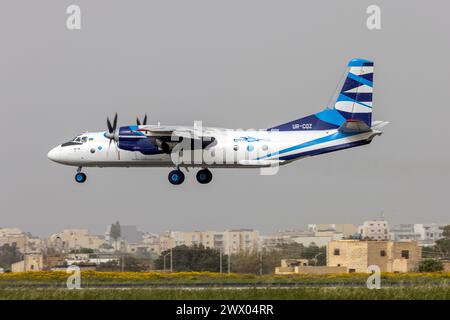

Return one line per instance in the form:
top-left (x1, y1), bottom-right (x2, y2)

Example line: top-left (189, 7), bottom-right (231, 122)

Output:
top-left (358, 220), bottom-right (390, 240)
top-left (390, 223), bottom-right (446, 246)
top-left (166, 229), bottom-right (260, 255)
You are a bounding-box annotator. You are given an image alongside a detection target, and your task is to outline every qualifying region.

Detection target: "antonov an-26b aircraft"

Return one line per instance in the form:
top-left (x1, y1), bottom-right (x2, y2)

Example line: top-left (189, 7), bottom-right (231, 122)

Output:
top-left (48, 58), bottom-right (388, 185)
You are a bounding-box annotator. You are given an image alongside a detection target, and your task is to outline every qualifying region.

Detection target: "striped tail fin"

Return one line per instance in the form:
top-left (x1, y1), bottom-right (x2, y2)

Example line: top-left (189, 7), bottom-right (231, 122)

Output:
top-left (333, 58), bottom-right (374, 127)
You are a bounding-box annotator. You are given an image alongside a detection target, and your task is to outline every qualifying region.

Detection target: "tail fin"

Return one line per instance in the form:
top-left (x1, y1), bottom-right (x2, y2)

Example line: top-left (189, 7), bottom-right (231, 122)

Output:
top-left (333, 58), bottom-right (373, 127)
top-left (269, 58), bottom-right (374, 131)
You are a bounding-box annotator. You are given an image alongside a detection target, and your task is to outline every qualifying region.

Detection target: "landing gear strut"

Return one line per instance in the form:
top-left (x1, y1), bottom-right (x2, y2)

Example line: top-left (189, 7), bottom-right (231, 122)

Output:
top-left (168, 169), bottom-right (185, 185)
top-left (196, 169), bottom-right (213, 184)
top-left (75, 167), bottom-right (87, 183)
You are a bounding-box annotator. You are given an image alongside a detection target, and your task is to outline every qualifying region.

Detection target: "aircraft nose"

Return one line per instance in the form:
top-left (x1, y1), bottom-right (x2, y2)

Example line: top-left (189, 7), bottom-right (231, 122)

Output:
top-left (47, 146), bottom-right (61, 163)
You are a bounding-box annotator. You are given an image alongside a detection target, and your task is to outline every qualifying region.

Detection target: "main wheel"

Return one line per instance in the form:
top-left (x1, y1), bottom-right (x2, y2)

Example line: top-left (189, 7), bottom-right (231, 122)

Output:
top-left (168, 170), bottom-right (185, 185)
top-left (75, 172), bottom-right (87, 183)
top-left (196, 169), bottom-right (213, 184)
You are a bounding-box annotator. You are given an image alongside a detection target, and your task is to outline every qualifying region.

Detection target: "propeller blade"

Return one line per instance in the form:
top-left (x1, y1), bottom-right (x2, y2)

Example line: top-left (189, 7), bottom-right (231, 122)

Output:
top-left (112, 113), bottom-right (118, 131)
top-left (136, 114), bottom-right (148, 126)
top-left (107, 117), bottom-right (113, 133)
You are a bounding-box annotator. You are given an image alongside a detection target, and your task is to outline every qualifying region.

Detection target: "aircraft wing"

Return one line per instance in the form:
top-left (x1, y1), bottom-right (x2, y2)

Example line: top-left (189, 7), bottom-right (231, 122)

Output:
top-left (137, 125), bottom-right (210, 140)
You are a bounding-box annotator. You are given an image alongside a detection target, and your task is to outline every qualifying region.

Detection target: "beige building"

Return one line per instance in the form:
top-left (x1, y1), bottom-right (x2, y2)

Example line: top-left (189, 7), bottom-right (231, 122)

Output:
top-left (327, 240), bottom-right (421, 272)
top-left (275, 259), bottom-right (347, 275)
top-left (167, 229), bottom-right (260, 255)
top-left (11, 253), bottom-right (44, 272)
top-left (0, 228), bottom-right (44, 253)
top-left (172, 231), bottom-right (203, 247)
top-left (48, 229), bottom-right (105, 251)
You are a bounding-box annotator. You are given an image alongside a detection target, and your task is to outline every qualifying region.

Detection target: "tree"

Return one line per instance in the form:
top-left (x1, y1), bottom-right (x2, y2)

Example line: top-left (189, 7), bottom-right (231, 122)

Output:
top-left (442, 225), bottom-right (450, 239)
top-left (70, 248), bottom-right (94, 254)
top-left (227, 244), bottom-right (327, 275)
top-left (154, 245), bottom-right (224, 272)
top-left (97, 260), bottom-right (119, 272)
top-left (435, 225), bottom-right (450, 258)
top-left (122, 255), bottom-right (150, 272)
top-left (418, 259), bottom-right (444, 272)
top-left (0, 244), bottom-right (22, 271)
top-left (110, 221), bottom-right (121, 251)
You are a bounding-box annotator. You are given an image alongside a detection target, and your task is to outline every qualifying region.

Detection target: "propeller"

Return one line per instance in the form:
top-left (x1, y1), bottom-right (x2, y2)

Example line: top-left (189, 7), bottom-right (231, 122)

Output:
top-left (105, 113), bottom-right (120, 160)
top-left (136, 114), bottom-right (148, 126)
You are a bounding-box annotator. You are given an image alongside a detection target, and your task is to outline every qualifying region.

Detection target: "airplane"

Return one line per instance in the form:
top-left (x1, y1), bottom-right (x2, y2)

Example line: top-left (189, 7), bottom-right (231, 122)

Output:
top-left (48, 58), bottom-right (388, 185)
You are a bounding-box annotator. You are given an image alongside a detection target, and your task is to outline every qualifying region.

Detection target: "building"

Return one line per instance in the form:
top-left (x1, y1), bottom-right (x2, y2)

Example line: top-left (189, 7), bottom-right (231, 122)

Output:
top-left (0, 228), bottom-right (44, 253)
top-left (275, 258), bottom-right (346, 275)
top-left (308, 224), bottom-right (358, 238)
top-left (390, 223), bottom-right (446, 246)
top-left (141, 232), bottom-right (169, 255)
top-left (65, 253), bottom-right (120, 266)
top-left (327, 240), bottom-right (422, 272)
top-left (261, 230), bottom-right (309, 249)
top-left (223, 229), bottom-right (260, 255)
top-left (48, 229), bottom-right (105, 251)
top-left (390, 224), bottom-right (420, 242)
top-left (166, 229), bottom-right (260, 255)
top-left (11, 253), bottom-right (44, 272)
top-left (358, 219), bottom-right (390, 240)
top-left (105, 224), bottom-right (143, 245)
top-left (171, 231), bottom-right (202, 247)
top-left (413, 224), bottom-right (445, 246)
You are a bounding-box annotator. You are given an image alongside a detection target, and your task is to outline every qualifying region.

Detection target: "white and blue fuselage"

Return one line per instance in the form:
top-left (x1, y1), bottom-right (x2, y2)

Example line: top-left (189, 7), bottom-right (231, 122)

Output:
top-left (48, 58), bottom-right (388, 185)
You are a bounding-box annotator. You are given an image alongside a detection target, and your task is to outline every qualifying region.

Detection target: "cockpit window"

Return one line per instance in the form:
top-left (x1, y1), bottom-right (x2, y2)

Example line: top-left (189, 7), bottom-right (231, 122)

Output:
top-left (62, 135), bottom-right (88, 147)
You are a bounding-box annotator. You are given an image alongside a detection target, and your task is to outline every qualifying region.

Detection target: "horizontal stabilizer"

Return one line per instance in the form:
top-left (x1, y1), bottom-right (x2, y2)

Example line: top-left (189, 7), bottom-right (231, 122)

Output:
top-left (371, 121), bottom-right (390, 130)
top-left (338, 119), bottom-right (371, 133)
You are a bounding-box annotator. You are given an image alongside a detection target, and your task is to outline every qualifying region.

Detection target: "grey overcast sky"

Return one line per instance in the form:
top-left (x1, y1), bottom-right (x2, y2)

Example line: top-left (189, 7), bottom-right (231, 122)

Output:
top-left (1, 0), bottom-right (449, 237)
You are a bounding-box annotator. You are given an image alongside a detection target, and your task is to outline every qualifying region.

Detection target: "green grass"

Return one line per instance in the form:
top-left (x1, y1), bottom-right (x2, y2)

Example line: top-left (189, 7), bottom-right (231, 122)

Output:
top-left (0, 287), bottom-right (449, 300)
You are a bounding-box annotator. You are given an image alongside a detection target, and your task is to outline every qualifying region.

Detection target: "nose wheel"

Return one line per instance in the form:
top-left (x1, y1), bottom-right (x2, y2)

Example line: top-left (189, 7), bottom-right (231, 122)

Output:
top-left (168, 169), bottom-right (185, 185)
top-left (74, 167), bottom-right (87, 183)
top-left (196, 169), bottom-right (213, 184)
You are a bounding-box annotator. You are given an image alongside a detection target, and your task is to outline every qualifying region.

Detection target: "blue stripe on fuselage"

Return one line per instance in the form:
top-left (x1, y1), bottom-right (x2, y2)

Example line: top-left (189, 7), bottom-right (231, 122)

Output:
top-left (278, 139), bottom-right (371, 161)
top-left (256, 131), bottom-right (360, 160)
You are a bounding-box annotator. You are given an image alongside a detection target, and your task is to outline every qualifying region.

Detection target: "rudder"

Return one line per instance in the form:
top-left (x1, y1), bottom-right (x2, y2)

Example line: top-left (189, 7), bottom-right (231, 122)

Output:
top-left (334, 58), bottom-right (374, 127)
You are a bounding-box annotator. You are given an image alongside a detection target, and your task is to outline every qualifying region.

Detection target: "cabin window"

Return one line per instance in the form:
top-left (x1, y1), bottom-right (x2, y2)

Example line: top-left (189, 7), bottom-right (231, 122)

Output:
top-left (81, 137), bottom-right (88, 143)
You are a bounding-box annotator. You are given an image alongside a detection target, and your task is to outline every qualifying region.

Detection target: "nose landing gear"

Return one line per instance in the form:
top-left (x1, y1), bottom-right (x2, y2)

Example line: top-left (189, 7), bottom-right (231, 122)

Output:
top-left (75, 167), bottom-right (87, 183)
top-left (196, 169), bottom-right (213, 184)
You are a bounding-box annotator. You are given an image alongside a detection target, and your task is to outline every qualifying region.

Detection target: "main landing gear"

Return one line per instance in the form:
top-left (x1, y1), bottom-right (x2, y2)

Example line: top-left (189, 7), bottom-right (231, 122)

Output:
top-left (167, 168), bottom-right (213, 185)
top-left (168, 169), bottom-right (185, 185)
top-left (75, 167), bottom-right (87, 183)
top-left (196, 169), bottom-right (213, 184)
